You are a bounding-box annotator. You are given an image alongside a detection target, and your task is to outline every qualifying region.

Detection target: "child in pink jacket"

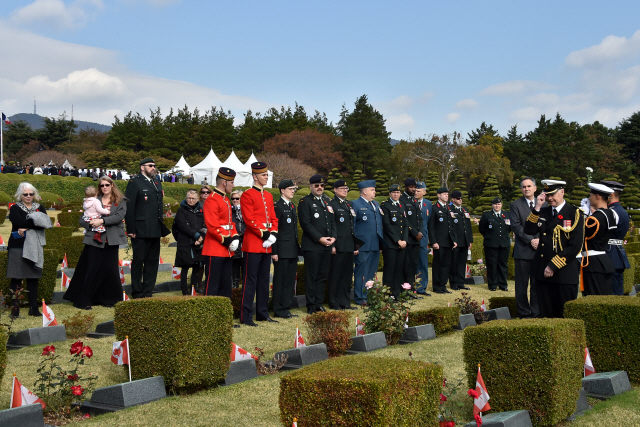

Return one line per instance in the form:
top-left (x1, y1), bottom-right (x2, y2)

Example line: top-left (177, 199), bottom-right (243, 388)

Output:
top-left (83, 186), bottom-right (111, 242)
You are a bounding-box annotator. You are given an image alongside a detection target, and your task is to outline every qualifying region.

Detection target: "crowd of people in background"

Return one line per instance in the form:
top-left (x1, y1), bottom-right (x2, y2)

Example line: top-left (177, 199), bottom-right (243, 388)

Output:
top-left (0, 162), bottom-right (127, 181)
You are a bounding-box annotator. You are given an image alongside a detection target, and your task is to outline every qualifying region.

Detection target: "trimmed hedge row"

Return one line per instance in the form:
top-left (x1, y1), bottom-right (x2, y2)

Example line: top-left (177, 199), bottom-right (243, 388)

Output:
top-left (488, 296), bottom-right (517, 318)
top-left (0, 326), bottom-right (7, 386)
top-left (279, 356), bottom-right (442, 426)
top-left (463, 319), bottom-right (585, 427)
top-left (56, 210), bottom-right (83, 229)
top-left (44, 227), bottom-right (74, 264)
top-left (114, 296), bottom-right (233, 389)
top-left (0, 208), bottom-right (7, 225)
top-left (564, 296), bottom-right (640, 383)
top-left (407, 306), bottom-right (459, 334)
top-left (623, 256), bottom-right (635, 295)
top-left (0, 249), bottom-right (59, 304)
top-left (60, 236), bottom-right (85, 268)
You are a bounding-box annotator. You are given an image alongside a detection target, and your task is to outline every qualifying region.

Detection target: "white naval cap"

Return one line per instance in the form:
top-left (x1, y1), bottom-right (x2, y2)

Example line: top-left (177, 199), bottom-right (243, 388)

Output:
top-left (588, 183), bottom-right (614, 197)
top-left (541, 179), bottom-right (566, 195)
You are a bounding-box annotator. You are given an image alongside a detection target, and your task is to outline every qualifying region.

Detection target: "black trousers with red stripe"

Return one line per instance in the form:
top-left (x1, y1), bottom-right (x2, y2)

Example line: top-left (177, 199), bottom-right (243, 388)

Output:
top-left (204, 256), bottom-right (232, 298)
top-left (241, 252), bottom-right (271, 323)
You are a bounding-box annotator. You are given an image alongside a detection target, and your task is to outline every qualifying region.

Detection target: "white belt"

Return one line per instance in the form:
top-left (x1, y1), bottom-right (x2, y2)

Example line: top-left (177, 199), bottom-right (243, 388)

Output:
top-left (221, 225), bottom-right (232, 230)
top-left (608, 239), bottom-right (623, 245)
top-left (577, 250), bottom-right (607, 258)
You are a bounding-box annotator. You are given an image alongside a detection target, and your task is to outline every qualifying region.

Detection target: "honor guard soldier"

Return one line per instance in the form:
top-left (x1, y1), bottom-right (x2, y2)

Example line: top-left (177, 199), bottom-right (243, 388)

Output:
top-left (202, 167), bottom-right (240, 298)
top-left (428, 187), bottom-right (457, 293)
top-left (400, 178), bottom-right (423, 299)
top-left (580, 183), bottom-right (617, 296)
top-left (525, 179), bottom-right (585, 318)
top-left (271, 179), bottom-right (301, 319)
top-left (124, 157), bottom-right (171, 298)
top-left (479, 197), bottom-right (512, 291)
top-left (381, 184), bottom-right (409, 298)
top-left (415, 182), bottom-right (432, 295)
top-left (298, 175), bottom-right (336, 314)
top-left (449, 190), bottom-right (473, 291)
top-left (600, 180), bottom-right (631, 295)
top-left (328, 180), bottom-right (363, 310)
top-left (240, 162), bottom-right (279, 326)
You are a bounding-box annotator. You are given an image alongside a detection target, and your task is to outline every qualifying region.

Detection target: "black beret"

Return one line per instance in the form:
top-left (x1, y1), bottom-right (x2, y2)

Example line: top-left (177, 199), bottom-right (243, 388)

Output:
top-left (139, 157), bottom-right (155, 166)
top-left (278, 179), bottom-right (295, 190)
top-left (309, 174), bottom-right (326, 184)
top-left (217, 167), bottom-right (236, 181)
top-left (404, 177), bottom-right (417, 186)
top-left (492, 197), bottom-right (502, 204)
top-left (437, 187), bottom-right (448, 194)
top-left (451, 190), bottom-right (462, 199)
top-left (389, 184), bottom-right (401, 192)
top-left (333, 180), bottom-right (348, 189)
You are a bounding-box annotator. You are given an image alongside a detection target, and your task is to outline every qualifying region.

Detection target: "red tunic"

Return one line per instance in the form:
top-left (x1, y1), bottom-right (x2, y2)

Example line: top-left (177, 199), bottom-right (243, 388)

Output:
top-left (202, 188), bottom-right (238, 258)
top-left (241, 186), bottom-right (279, 253)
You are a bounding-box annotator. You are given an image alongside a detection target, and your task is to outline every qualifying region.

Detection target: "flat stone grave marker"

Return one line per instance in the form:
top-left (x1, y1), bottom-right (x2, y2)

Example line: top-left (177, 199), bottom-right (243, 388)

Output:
top-left (291, 295), bottom-right (306, 309)
top-left (80, 376), bottom-right (166, 415)
top-left (222, 358), bottom-right (259, 385)
top-left (484, 306), bottom-right (511, 321)
top-left (464, 410), bottom-right (532, 427)
top-left (275, 343), bottom-right (328, 370)
top-left (582, 371), bottom-right (631, 399)
top-left (7, 325), bottom-right (67, 350)
top-left (0, 403), bottom-right (44, 427)
top-left (153, 280), bottom-right (181, 292)
top-left (87, 320), bottom-right (115, 339)
top-left (399, 324), bottom-right (436, 344)
top-left (456, 313), bottom-right (477, 330)
top-left (568, 387), bottom-right (590, 421)
top-left (465, 276), bottom-right (484, 285)
top-left (348, 331), bottom-right (387, 353)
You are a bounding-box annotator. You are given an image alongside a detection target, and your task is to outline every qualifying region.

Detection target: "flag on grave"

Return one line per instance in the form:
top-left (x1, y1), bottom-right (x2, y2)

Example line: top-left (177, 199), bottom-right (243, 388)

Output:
top-left (481, 298), bottom-right (486, 312)
top-left (172, 265), bottom-right (181, 280)
top-left (61, 253), bottom-right (68, 269)
top-left (10, 374), bottom-right (45, 409)
top-left (111, 338), bottom-right (130, 365)
top-left (122, 291), bottom-right (130, 301)
top-left (295, 326), bottom-right (306, 348)
top-left (230, 343), bottom-right (257, 361)
top-left (473, 364), bottom-right (491, 417)
top-left (356, 316), bottom-right (365, 336)
top-left (584, 347), bottom-right (595, 377)
top-left (61, 271), bottom-right (71, 290)
top-left (42, 300), bottom-right (57, 327)
top-left (191, 286), bottom-right (196, 296)
top-left (120, 267), bottom-right (126, 285)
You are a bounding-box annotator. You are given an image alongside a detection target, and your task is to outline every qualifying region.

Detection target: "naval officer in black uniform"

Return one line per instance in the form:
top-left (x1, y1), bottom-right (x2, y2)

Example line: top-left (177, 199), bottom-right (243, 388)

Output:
top-left (479, 197), bottom-right (512, 291)
top-left (381, 184), bottom-right (409, 298)
top-left (449, 190), bottom-right (473, 290)
top-left (271, 179), bottom-right (301, 319)
top-left (600, 180), bottom-right (631, 295)
top-left (400, 178), bottom-right (423, 297)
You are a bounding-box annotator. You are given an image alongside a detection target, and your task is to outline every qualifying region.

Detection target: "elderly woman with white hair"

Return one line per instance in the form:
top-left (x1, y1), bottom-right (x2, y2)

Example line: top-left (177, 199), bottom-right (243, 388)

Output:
top-left (7, 182), bottom-right (52, 317)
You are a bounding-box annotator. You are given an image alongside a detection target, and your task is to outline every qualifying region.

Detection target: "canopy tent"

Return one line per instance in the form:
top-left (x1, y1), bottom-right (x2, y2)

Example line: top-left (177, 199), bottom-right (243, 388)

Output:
top-left (191, 149), bottom-right (272, 188)
top-left (168, 155), bottom-right (191, 175)
top-left (190, 149), bottom-right (222, 185)
top-left (62, 159), bottom-right (72, 169)
top-left (244, 152), bottom-right (258, 168)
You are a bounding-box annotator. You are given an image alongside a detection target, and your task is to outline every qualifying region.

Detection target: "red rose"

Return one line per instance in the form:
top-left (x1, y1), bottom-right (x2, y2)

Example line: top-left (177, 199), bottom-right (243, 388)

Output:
top-left (440, 393), bottom-right (447, 403)
top-left (446, 422), bottom-right (455, 427)
top-left (42, 345), bottom-right (55, 356)
top-left (70, 341), bottom-right (84, 355)
top-left (71, 385), bottom-right (84, 396)
top-left (475, 413), bottom-right (483, 426)
top-left (468, 389), bottom-right (479, 398)
top-left (67, 374), bottom-right (79, 381)
top-left (82, 346), bottom-right (93, 358)
top-left (558, 215), bottom-right (563, 220)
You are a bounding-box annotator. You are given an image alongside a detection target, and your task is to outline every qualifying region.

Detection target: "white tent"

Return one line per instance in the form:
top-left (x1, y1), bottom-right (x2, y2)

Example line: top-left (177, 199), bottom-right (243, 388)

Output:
top-left (168, 155), bottom-right (191, 175)
top-left (244, 152), bottom-right (258, 168)
top-left (62, 159), bottom-right (72, 169)
top-left (191, 148), bottom-right (222, 185)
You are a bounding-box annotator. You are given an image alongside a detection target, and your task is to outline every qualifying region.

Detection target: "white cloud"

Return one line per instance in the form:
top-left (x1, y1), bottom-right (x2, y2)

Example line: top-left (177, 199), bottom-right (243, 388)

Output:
top-left (510, 107), bottom-right (540, 122)
top-left (593, 105), bottom-right (640, 127)
top-left (11, 0), bottom-right (104, 30)
top-left (479, 80), bottom-right (553, 97)
top-left (23, 68), bottom-right (127, 101)
top-left (454, 98), bottom-right (478, 110)
top-left (387, 113), bottom-right (415, 129)
top-left (420, 91), bottom-right (434, 103)
top-left (446, 113), bottom-right (460, 123)
top-left (565, 30), bottom-right (640, 68)
top-left (387, 95), bottom-right (413, 110)
top-left (526, 93), bottom-right (560, 106)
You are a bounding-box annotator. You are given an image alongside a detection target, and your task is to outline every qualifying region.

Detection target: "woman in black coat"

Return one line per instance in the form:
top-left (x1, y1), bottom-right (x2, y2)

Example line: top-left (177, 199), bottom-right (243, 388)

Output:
top-left (173, 189), bottom-right (206, 295)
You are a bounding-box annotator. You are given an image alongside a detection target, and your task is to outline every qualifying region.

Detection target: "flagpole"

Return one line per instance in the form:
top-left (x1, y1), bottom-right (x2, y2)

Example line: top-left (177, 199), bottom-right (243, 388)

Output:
top-left (10, 373), bottom-right (16, 408)
top-left (126, 338), bottom-right (132, 382)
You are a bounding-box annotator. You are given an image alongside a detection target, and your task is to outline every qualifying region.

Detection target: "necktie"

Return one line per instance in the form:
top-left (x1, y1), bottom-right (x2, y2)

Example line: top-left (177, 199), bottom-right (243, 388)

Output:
top-left (530, 201), bottom-right (534, 211)
top-left (553, 208), bottom-right (557, 218)
top-left (370, 201), bottom-right (376, 210)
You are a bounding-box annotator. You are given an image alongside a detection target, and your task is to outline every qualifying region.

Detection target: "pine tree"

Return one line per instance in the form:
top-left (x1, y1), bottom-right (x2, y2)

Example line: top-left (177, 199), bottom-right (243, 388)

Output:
top-left (624, 175), bottom-right (640, 210)
top-left (326, 168), bottom-right (342, 191)
top-left (567, 182), bottom-right (589, 206)
top-left (373, 169), bottom-right (389, 191)
top-left (425, 171), bottom-right (439, 202)
top-left (474, 175), bottom-right (500, 215)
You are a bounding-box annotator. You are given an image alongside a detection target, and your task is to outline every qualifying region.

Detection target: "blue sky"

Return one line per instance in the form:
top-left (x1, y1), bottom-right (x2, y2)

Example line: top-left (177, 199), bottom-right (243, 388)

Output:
top-left (2, 0), bottom-right (640, 141)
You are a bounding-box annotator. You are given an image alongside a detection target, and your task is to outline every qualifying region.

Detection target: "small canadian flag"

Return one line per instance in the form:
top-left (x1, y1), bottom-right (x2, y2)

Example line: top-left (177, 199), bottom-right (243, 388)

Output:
top-left (10, 374), bottom-right (45, 409)
top-left (465, 264), bottom-right (471, 278)
top-left (404, 310), bottom-right (409, 329)
top-left (356, 316), bottom-right (365, 336)
top-left (584, 347), bottom-right (595, 377)
top-left (172, 265), bottom-right (181, 280)
top-left (61, 253), bottom-right (68, 269)
top-left (111, 338), bottom-right (130, 365)
top-left (473, 364), bottom-right (491, 417)
top-left (159, 256), bottom-right (164, 264)
top-left (0, 235), bottom-right (4, 245)
top-left (61, 271), bottom-right (71, 290)
top-left (295, 326), bottom-right (306, 348)
top-left (191, 286), bottom-right (196, 296)
top-left (55, 219), bottom-right (60, 227)
top-left (122, 291), bottom-right (130, 301)
top-left (230, 343), bottom-right (257, 361)
top-left (118, 260), bottom-right (132, 268)
top-left (120, 267), bottom-right (126, 285)
top-left (42, 300), bottom-right (57, 327)
top-left (481, 298), bottom-right (486, 312)
top-left (292, 418), bottom-right (298, 427)
top-left (447, 301), bottom-right (451, 307)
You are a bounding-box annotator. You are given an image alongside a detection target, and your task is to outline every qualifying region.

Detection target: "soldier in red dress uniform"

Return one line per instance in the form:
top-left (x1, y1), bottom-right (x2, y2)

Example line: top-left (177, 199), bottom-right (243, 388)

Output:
top-left (240, 162), bottom-right (279, 326)
top-left (202, 167), bottom-right (240, 298)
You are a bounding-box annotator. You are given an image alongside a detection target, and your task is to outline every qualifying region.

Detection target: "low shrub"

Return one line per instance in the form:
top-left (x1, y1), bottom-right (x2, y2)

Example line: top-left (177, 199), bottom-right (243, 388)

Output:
top-left (565, 296), bottom-right (640, 383)
top-left (623, 256), bottom-right (635, 295)
top-left (624, 242), bottom-right (640, 254)
top-left (463, 319), bottom-right (585, 427)
top-left (363, 277), bottom-right (413, 345)
top-left (39, 192), bottom-right (64, 208)
top-left (454, 292), bottom-right (485, 325)
top-left (303, 311), bottom-right (351, 357)
top-left (0, 249), bottom-right (59, 304)
top-left (469, 235), bottom-right (484, 265)
top-left (60, 236), bottom-right (85, 268)
top-left (0, 208), bottom-right (7, 225)
top-left (279, 356), bottom-right (442, 426)
top-left (0, 192), bottom-right (11, 206)
top-left (488, 296), bottom-right (518, 318)
top-left (407, 306), bottom-right (459, 335)
top-left (114, 295), bottom-right (233, 389)
top-left (56, 211), bottom-right (83, 229)
top-left (231, 288), bottom-right (242, 319)
top-left (44, 227), bottom-right (74, 263)
top-left (62, 311), bottom-right (95, 339)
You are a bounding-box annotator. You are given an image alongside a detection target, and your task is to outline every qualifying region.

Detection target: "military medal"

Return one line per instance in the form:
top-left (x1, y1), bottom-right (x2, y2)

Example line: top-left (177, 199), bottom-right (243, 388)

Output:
top-left (340, 217), bottom-right (345, 222)
top-left (144, 195), bottom-right (148, 201)
top-left (505, 219), bottom-right (510, 225)
top-left (327, 206), bottom-right (334, 214)
top-left (465, 213), bottom-right (470, 218)
top-left (350, 208), bottom-right (356, 216)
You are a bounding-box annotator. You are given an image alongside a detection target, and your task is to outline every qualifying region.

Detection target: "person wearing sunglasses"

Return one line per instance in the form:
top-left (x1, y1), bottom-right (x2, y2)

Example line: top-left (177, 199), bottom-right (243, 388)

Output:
top-left (172, 189), bottom-right (206, 296)
top-left (6, 182), bottom-right (52, 317)
top-left (64, 177), bottom-right (128, 309)
top-left (230, 190), bottom-right (245, 289)
top-left (199, 185), bottom-right (213, 203)
top-left (124, 158), bottom-right (171, 298)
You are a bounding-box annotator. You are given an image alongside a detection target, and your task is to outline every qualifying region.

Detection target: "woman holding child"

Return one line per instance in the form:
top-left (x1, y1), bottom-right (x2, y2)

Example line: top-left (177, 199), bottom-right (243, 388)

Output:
top-left (64, 176), bottom-right (128, 309)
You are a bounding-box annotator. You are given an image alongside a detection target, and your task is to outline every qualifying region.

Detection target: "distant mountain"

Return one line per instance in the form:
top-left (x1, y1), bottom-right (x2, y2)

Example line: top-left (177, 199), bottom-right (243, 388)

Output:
top-left (7, 113), bottom-right (111, 132)
top-left (390, 138), bottom-right (400, 146)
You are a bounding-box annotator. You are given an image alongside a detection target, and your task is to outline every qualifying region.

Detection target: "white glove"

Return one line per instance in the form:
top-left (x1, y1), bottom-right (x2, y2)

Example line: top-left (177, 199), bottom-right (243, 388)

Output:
top-left (267, 234), bottom-right (277, 244)
top-left (580, 198), bottom-right (591, 216)
top-left (229, 239), bottom-right (239, 252)
top-left (262, 240), bottom-right (274, 249)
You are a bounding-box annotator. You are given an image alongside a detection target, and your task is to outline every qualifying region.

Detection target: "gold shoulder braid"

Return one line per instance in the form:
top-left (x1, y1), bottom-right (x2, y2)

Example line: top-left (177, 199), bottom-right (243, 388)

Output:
top-left (552, 208), bottom-right (583, 252)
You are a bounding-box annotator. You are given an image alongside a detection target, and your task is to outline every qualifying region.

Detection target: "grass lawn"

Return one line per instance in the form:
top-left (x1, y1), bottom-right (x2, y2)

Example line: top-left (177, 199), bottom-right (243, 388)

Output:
top-left (0, 211), bottom-right (635, 426)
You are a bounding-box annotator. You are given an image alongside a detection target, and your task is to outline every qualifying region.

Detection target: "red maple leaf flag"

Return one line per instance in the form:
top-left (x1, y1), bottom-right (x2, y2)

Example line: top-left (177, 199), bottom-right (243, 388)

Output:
top-left (159, 256), bottom-right (164, 264)
top-left (230, 343), bottom-right (257, 361)
top-left (448, 301), bottom-right (451, 307)
top-left (119, 260), bottom-right (132, 268)
top-left (42, 300), bottom-right (57, 327)
top-left (295, 326), bottom-right (306, 348)
top-left (356, 315), bottom-right (365, 336)
top-left (122, 291), bottom-right (129, 301)
top-left (474, 365), bottom-right (491, 417)
top-left (404, 310), bottom-right (409, 329)
top-left (0, 235), bottom-right (4, 245)
top-left (172, 265), bottom-right (181, 280)
top-left (191, 286), bottom-right (196, 296)
top-left (584, 347), bottom-right (595, 377)
top-left (120, 267), bottom-right (126, 285)
top-left (10, 374), bottom-right (45, 409)
top-left (61, 271), bottom-right (71, 290)
top-left (481, 298), bottom-right (486, 312)
top-left (292, 418), bottom-right (298, 427)
top-left (61, 253), bottom-right (68, 269)
top-left (55, 219), bottom-right (61, 227)
top-left (466, 264), bottom-right (471, 278)
top-left (111, 338), bottom-right (130, 365)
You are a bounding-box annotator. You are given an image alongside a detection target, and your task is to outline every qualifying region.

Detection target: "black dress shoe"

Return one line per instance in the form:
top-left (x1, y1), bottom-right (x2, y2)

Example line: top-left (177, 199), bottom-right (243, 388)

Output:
top-left (316, 306), bottom-right (326, 312)
top-left (329, 307), bottom-right (342, 311)
top-left (342, 306), bottom-right (358, 310)
top-left (233, 324), bottom-right (240, 328)
top-left (29, 308), bottom-right (42, 316)
top-left (275, 314), bottom-right (296, 319)
top-left (442, 290), bottom-right (452, 294)
top-left (257, 317), bottom-right (279, 323)
top-left (499, 287), bottom-right (509, 292)
top-left (488, 288), bottom-right (497, 292)
top-left (460, 286), bottom-right (471, 290)
top-left (242, 320), bottom-right (258, 327)
top-left (417, 291), bottom-right (431, 296)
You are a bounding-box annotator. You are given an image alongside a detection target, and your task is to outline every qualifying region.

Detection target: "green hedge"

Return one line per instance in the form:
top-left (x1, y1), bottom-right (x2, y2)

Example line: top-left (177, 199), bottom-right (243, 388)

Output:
top-left (488, 296), bottom-right (517, 318)
top-left (565, 296), bottom-right (640, 383)
top-left (407, 306), bottom-right (459, 335)
top-left (163, 216), bottom-right (174, 231)
top-left (0, 191), bottom-right (11, 206)
top-left (114, 295), bottom-right (233, 389)
top-left (0, 174), bottom-right (94, 203)
top-left (470, 235), bottom-right (484, 264)
top-left (56, 211), bottom-right (83, 229)
top-left (624, 256), bottom-right (635, 295)
top-left (625, 242), bottom-right (640, 254)
top-left (0, 326), bottom-right (7, 386)
top-left (463, 319), bottom-right (585, 427)
top-left (44, 227), bottom-right (74, 263)
top-left (39, 192), bottom-right (63, 208)
top-left (0, 249), bottom-right (59, 304)
top-left (0, 208), bottom-right (7, 225)
top-left (279, 356), bottom-right (442, 426)
top-left (60, 236), bottom-right (85, 268)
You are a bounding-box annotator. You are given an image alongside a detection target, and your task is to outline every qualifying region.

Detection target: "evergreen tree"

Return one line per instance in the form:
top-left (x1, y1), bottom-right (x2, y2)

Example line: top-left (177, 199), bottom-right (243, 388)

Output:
top-left (425, 171), bottom-right (439, 202)
top-left (623, 175), bottom-right (640, 210)
top-left (373, 169), bottom-right (389, 190)
top-left (38, 113), bottom-right (77, 149)
top-left (618, 111), bottom-right (640, 165)
top-left (326, 168), bottom-right (342, 190)
top-left (3, 120), bottom-right (37, 155)
top-left (466, 122), bottom-right (499, 145)
top-left (567, 182), bottom-right (589, 206)
top-left (474, 175), bottom-right (500, 215)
